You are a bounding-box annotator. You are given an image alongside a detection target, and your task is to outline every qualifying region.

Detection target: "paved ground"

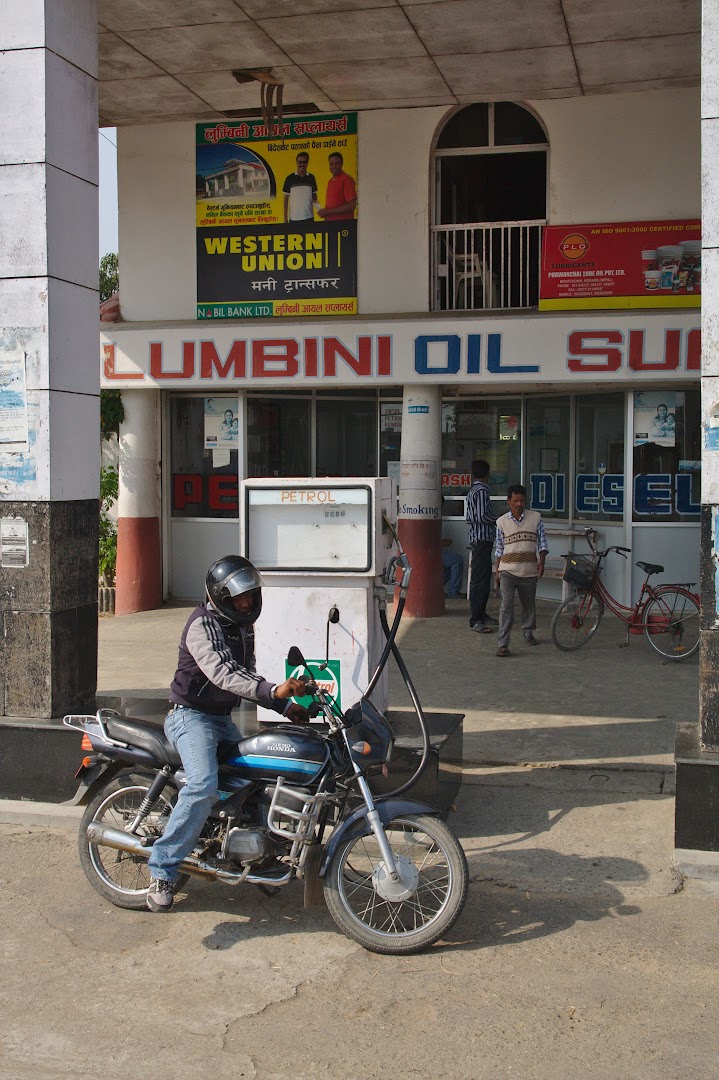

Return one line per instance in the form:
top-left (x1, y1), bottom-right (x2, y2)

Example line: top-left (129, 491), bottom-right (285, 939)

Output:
top-left (1, 596), bottom-right (717, 1078)
top-left (96, 595), bottom-right (696, 773)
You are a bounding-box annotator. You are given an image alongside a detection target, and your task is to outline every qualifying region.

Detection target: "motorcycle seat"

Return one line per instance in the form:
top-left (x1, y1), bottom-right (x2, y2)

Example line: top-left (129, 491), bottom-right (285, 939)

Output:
top-left (636, 560), bottom-right (664, 575)
top-left (104, 715), bottom-right (182, 767)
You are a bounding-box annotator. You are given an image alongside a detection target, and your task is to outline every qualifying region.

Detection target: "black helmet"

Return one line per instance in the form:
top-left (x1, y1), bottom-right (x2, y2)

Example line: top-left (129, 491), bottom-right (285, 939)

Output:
top-left (205, 556), bottom-right (263, 626)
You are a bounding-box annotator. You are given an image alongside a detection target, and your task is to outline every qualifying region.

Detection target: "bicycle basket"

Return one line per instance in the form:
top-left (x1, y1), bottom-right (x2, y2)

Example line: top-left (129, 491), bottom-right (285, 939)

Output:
top-left (563, 553), bottom-right (598, 590)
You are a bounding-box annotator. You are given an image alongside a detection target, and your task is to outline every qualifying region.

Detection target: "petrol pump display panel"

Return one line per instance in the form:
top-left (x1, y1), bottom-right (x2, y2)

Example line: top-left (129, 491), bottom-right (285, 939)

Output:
top-left (245, 485), bottom-right (373, 572)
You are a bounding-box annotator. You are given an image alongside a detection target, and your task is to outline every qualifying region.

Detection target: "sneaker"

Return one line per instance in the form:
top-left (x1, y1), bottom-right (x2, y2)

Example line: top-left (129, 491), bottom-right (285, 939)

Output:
top-left (146, 876), bottom-right (177, 912)
top-left (471, 622), bottom-right (493, 634)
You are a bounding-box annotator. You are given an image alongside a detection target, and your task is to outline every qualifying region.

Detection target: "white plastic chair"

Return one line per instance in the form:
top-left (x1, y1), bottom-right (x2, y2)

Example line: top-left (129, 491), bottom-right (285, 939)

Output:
top-left (451, 252), bottom-right (498, 309)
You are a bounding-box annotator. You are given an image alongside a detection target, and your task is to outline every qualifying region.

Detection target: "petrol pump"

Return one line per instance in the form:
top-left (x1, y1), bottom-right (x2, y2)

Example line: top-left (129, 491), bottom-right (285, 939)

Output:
top-left (240, 477), bottom-right (397, 721)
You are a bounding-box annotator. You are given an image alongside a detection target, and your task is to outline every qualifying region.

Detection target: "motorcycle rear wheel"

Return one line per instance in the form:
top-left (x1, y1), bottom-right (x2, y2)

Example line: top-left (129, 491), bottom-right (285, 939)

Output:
top-left (323, 814), bottom-right (468, 954)
top-left (78, 771), bottom-right (189, 910)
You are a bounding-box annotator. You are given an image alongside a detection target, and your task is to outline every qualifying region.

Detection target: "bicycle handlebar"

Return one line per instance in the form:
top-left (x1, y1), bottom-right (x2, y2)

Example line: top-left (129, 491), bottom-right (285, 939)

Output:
top-left (581, 528), bottom-right (630, 560)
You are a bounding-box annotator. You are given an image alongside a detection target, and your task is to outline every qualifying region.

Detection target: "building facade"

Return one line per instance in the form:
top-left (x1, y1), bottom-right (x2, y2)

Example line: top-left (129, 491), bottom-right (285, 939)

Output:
top-left (104, 90), bottom-right (701, 610)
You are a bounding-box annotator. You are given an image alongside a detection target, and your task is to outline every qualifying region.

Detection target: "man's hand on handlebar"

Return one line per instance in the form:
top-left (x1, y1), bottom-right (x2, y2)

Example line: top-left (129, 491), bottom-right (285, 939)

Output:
top-left (273, 676), bottom-right (307, 699)
top-left (284, 702), bottom-right (313, 724)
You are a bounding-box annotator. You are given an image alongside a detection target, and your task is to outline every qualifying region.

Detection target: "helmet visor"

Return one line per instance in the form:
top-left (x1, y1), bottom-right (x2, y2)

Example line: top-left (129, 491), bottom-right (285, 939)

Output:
top-left (220, 566), bottom-right (263, 598)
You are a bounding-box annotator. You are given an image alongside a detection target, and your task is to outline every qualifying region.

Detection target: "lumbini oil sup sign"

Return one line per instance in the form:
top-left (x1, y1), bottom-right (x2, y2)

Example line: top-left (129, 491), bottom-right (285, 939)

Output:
top-left (196, 114), bottom-right (358, 319)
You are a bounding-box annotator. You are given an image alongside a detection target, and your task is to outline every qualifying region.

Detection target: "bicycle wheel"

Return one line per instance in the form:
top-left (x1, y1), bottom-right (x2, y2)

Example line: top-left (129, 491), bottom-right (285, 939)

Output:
top-left (551, 591), bottom-right (604, 651)
top-left (643, 588), bottom-right (700, 660)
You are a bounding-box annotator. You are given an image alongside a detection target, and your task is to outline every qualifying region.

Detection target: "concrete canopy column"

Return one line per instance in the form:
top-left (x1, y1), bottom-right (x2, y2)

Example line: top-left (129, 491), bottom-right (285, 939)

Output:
top-left (115, 388), bottom-right (162, 614)
top-left (397, 385), bottom-right (444, 617)
top-left (0, 0), bottom-right (99, 717)
top-left (673, 0), bottom-right (719, 867)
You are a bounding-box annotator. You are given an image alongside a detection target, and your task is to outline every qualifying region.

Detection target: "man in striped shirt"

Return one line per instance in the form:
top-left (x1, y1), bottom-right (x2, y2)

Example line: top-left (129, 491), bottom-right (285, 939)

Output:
top-left (465, 459), bottom-right (498, 633)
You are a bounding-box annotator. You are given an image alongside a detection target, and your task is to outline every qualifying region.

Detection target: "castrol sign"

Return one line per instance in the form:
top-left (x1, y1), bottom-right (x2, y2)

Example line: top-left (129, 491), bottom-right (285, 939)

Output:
top-left (286, 659), bottom-right (341, 709)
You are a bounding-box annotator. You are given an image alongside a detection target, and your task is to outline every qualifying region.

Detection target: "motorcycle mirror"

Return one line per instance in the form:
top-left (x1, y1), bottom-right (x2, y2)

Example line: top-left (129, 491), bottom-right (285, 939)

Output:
top-left (287, 646), bottom-right (307, 669)
top-left (319, 605), bottom-right (340, 671)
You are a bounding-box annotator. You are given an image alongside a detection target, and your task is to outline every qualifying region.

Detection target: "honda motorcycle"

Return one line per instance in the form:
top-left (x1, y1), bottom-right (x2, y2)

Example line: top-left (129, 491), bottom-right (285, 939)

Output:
top-left (64, 551), bottom-right (468, 955)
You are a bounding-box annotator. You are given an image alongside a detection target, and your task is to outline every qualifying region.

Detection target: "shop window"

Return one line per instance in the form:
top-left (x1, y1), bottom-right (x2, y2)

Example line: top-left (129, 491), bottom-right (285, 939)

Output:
top-left (632, 390), bottom-right (700, 521)
top-left (170, 396), bottom-right (239, 519)
top-left (316, 398), bottom-right (377, 476)
top-left (525, 397), bottom-right (570, 520)
top-left (441, 398), bottom-right (522, 503)
top-left (574, 393), bottom-right (624, 523)
top-left (247, 397), bottom-right (310, 478)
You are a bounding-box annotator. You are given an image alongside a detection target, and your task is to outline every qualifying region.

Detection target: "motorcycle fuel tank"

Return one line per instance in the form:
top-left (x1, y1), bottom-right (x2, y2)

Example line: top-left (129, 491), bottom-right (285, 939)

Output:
top-left (226, 724), bottom-right (330, 785)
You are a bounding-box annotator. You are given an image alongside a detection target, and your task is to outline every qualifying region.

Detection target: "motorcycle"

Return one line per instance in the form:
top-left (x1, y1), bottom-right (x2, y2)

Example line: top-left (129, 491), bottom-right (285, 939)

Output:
top-left (64, 550), bottom-right (468, 955)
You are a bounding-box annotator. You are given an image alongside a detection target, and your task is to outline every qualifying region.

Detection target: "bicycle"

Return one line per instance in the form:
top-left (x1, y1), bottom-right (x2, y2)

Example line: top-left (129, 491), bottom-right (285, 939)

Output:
top-left (550, 527), bottom-right (700, 661)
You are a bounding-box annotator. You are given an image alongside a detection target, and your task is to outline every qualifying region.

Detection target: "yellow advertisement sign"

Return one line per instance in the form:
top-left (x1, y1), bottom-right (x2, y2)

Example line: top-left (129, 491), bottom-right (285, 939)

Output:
top-left (196, 114), bottom-right (358, 319)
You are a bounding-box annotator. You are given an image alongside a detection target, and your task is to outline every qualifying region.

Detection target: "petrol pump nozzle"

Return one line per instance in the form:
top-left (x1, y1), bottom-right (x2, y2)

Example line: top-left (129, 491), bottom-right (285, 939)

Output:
top-left (384, 554), bottom-right (412, 598)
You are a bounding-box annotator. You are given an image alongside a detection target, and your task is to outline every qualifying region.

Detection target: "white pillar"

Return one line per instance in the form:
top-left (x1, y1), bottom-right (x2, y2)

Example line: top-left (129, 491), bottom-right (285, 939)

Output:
top-left (116, 388), bottom-right (162, 614)
top-left (673, 0), bottom-right (719, 863)
top-left (699, 0), bottom-right (719, 751)
top-left (397, 385), bottom-right (444, 616)
top-left (0, 0), bottom-right (99, 716)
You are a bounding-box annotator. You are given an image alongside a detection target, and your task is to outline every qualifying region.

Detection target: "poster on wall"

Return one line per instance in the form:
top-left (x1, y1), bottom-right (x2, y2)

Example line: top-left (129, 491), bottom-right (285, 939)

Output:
top-left (196, 114), bottom-right (357, 320)
top-left (539, 220), bottom-right (701, 310)
top-left (0, 349), bottom-right (28, 447)
top-left (634, 391), bottom-right (676, 448)
top-left (204, 397), bottom-right (238, 449)
top-left (0, 517), bottom-right (29, 568)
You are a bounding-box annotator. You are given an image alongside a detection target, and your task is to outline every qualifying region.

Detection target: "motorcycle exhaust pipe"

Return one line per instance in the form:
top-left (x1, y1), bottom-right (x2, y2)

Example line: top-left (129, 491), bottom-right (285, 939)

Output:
top-left (85, 821), bottom-right (292, 887)
top-left (86, 821), bottom-right (224, 880)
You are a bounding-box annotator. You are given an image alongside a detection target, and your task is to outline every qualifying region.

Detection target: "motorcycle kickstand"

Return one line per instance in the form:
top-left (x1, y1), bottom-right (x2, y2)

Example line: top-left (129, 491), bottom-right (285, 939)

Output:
top-left (255, 884), bottom-right (282, 897)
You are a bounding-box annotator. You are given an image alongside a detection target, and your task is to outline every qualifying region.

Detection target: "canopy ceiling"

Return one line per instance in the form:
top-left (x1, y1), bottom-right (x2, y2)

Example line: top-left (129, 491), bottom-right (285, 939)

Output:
top-left (98, 0), bottom-right (700, 125)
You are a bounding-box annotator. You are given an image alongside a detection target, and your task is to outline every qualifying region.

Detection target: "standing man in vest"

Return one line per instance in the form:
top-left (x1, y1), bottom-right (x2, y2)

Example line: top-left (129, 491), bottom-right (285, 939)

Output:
top-left (494, 484), bottom-right (549, 657)
top-left (466, 459), bottom-right (498, 633)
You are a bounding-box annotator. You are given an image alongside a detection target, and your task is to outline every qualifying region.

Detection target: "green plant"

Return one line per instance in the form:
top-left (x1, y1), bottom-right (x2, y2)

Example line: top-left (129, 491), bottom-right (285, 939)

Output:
top-left (99, 465), bottom-right (119, 586)
top-left (101, 389), bottom-right (124, 439)
top-left (99, 252), bottom-right (119, 303)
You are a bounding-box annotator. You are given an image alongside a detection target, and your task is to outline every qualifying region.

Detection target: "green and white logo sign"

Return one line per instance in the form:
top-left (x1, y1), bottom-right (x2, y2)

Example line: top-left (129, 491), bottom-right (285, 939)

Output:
top-left (286, 659), bottom-right (341, 709)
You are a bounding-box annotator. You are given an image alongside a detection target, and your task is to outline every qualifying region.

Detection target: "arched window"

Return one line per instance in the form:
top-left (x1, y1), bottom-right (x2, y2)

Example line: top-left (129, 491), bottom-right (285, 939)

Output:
top-left (431, 103), bottom-right (548, 311)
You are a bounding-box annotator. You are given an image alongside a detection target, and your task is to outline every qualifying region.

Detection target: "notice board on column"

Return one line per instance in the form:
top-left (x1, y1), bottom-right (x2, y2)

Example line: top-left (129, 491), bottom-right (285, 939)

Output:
top-left (539, 219), bottom-right (701, 310)
top-left (196, 113), bottom-right (357, 320)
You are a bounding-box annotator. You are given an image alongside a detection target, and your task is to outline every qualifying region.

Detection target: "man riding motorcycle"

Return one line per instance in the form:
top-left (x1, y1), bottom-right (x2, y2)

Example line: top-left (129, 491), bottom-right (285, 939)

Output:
top-left (146, 556), bottom-right (308, 912)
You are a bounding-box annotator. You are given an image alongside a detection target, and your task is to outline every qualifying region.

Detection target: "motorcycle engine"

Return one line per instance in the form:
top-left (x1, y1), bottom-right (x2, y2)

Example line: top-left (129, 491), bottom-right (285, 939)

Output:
top-left (225, 826), bottom-right (273, 865)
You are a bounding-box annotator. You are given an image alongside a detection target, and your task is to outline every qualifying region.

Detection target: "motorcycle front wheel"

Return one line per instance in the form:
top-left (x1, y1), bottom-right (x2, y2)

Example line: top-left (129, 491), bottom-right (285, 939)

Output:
top-left (78, 771), bottom-right (189, 910)
top-left (323, 814), bottom-right (468, 954)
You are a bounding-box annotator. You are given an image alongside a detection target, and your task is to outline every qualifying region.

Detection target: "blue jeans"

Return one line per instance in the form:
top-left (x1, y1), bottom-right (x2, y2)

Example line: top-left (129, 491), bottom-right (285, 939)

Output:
top-left (442, 548), bottom-right (464, 597)
top-left (147, 706), bottom-right (241, 883)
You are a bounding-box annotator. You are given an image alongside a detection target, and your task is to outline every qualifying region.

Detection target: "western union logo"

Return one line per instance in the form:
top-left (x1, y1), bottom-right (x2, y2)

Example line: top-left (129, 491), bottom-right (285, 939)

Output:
top-left (204, 232), bottom-right (325, 271)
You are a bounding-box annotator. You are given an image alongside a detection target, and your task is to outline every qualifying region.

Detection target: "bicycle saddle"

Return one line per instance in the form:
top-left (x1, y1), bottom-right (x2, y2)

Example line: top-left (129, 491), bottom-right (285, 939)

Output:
top-left (636, 561), bottom-right (664, 575)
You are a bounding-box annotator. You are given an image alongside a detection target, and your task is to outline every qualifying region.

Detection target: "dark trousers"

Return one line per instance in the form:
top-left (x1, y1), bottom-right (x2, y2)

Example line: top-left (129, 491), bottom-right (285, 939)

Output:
top-left (469, 540), bottom-right (494, 626)
top-left (497, 571), bottom-right (538, 648)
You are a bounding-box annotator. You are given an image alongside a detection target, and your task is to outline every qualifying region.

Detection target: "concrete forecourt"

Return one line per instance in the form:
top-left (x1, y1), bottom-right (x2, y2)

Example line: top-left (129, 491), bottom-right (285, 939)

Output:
top-left (0, 599), bottom-right (716, 1078)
